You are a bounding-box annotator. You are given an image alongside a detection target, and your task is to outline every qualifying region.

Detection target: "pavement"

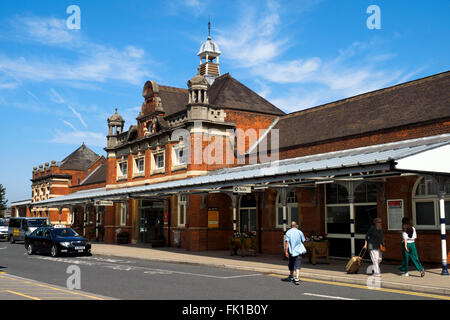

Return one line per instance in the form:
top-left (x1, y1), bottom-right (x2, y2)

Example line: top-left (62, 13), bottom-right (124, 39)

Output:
top-left (91, 243), bottom-right (450, 297)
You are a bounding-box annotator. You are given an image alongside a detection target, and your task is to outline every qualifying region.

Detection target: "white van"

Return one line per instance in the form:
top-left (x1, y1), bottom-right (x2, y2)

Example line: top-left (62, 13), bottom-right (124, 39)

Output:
top-left (8, 217), bottom-right (50, 243)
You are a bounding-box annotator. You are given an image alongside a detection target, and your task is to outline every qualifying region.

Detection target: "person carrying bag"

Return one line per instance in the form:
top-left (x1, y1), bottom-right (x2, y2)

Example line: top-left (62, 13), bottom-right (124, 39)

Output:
top-left (363, 218), bottom-right (384, 277)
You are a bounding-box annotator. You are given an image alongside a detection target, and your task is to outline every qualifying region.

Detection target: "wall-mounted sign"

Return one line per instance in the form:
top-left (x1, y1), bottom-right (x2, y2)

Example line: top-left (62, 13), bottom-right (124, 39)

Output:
top-left (94, 200), bottom-right (114, 207)
top-left (208, 208), bottom-right (219, 229)
top-left (233, 186), bottom-right (252, 194)
top-left (387, 199), bottom-right (404, 230)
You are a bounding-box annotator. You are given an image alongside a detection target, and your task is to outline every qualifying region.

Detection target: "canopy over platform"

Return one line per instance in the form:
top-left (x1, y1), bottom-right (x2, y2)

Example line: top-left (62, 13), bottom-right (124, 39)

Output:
top-left (32, 133), bottom-right (450, 208)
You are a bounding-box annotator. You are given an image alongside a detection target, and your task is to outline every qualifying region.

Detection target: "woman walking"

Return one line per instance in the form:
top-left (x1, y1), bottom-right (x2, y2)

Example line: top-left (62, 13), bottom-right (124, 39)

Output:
top-left (363, 218), bottom-right (384, 277)
top-left (399, 222), bottom-right (425, 277)
top-left (398, 217), bottom-right (410, 274)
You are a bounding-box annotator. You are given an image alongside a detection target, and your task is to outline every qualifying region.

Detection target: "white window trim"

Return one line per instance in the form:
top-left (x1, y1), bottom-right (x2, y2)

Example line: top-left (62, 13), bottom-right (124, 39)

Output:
top-left (178, 194), bottom-right (187, 227)
top-left (120, 203), bottom-right (127, 226)
top-left (133, 156), bottom-right (145, 177)
top-left (275, 192), bottom-right (298, 229)
top-left (151, 150), bottom-right (165, 174)
top-left (117, 160), bottom-right (128, 180)
top-left (172, 144), bottom-right (187, 170)
top-left (412, 177), bottom-right (450, 230)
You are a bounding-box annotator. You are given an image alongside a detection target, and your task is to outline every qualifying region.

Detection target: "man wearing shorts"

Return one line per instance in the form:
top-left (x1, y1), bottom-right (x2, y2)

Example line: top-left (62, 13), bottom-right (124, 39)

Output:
top-left (284, 221), bottom-right (306, 285)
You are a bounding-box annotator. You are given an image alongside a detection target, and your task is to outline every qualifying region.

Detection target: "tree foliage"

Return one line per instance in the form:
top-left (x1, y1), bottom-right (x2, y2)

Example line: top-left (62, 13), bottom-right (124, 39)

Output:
top-left (0, 184), bottom-right (7, 214)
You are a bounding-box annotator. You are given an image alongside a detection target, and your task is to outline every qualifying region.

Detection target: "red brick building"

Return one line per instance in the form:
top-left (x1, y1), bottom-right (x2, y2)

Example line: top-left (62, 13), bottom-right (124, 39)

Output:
top-left (26, 33), bottom-right (450, 272)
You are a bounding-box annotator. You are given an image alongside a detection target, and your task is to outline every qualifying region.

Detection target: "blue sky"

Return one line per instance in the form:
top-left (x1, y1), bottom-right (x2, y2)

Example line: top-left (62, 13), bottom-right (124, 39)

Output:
top-left (0, 0), bottom-right (449, 203)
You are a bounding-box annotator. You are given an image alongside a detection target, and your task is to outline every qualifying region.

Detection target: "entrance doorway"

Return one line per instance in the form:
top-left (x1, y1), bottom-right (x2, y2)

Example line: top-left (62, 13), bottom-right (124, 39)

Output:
top-left (139, 200), bottom-right (164, 246)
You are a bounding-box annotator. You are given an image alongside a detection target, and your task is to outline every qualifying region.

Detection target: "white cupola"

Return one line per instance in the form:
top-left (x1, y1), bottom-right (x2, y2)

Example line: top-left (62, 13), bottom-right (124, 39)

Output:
top-left (197, 21), bottom-right (221, 84)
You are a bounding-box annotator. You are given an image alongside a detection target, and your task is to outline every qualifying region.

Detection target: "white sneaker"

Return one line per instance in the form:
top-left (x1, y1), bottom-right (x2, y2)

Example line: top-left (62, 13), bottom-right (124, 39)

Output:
top-left (401, 272), bottom-right (409, 277)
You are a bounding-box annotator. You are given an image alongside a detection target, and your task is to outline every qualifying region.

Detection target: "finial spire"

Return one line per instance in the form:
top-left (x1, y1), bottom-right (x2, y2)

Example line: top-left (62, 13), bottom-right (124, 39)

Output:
top-left (208, 17), bottom-right (211, 39)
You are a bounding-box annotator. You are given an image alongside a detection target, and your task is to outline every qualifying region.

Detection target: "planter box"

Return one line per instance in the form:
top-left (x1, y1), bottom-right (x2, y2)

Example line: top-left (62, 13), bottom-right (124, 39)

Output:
top-left (229, 238), bottom-right (256, 257)
top-left (305, 241), bottom-right (330, 265)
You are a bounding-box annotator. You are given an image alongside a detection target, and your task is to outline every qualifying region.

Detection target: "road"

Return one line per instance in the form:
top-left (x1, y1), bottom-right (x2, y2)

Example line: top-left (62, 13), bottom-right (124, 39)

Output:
top-left (0, 240), bottom-right (447, 301)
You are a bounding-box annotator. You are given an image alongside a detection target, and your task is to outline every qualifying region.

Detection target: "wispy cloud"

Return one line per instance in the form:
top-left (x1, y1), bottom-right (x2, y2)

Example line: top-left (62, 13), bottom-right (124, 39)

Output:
top-left (50, 129), bottom-right (105, 147)
top-left (62, 120), bottom-right (77, 131)
top-left (0, 16), bottom-right (153, 86)
top-left (50, 88), bottom-right (87, 128)
top-left (216, 0), bottom-right (424, 113)
top-left (9, 15), bottom-right (81, 46)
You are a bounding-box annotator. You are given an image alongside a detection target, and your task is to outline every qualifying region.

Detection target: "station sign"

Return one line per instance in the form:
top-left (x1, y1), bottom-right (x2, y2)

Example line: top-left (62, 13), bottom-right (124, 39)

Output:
top-left (94, 200), bottom-right (114, 207)
top-left (233, 186), bottom-right (252, 194)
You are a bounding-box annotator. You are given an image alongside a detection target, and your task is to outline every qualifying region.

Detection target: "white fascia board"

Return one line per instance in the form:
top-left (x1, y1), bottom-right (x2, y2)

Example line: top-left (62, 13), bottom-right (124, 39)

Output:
top-left (395, 144), bottom-right (450, 173)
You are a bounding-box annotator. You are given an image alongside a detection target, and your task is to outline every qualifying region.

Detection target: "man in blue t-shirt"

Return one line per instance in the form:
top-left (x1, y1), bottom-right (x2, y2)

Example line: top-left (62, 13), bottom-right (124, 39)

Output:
top-left (284, 221), bottom-right (306, 285)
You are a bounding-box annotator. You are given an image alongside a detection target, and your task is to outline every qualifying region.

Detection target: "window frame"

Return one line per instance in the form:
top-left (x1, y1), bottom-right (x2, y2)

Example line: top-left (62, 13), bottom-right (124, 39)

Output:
top-left (275, 191), bottom-right (299, 228)
top-left (120, 202), bottom-right (127, 226)
top-left (178, 194), bottom-right (188, 227)
top-left (412, 177), bottom-right (450, 230)
top-left (324, 183), bottom-right (378, 238)
top-left (117, 160), bottom-right (128, 180)
top-left (172, 143), bottom-right (188, 170)
top-left (151, 150), bottom-right (165, 175)
top-left (133, 156), bottom-right (145, 177)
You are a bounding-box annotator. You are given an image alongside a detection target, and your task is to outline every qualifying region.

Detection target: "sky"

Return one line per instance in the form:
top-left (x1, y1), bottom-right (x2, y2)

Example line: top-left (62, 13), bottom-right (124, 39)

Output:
top-left (0, 0), bottom-right (449, 204)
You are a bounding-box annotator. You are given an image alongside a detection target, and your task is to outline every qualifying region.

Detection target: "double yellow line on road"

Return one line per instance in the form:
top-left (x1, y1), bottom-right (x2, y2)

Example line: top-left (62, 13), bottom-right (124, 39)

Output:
top-left (0, 274), bottom-right (106, 300)
top-left (267, 273), bottom-right (450, 300)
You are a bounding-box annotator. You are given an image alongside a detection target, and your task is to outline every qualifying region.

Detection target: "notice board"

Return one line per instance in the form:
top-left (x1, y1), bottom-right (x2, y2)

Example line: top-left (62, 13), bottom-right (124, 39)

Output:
top-left (208, 207), bottom-right (219, 229)
top-left (387, 199), bottom-right (404, 230)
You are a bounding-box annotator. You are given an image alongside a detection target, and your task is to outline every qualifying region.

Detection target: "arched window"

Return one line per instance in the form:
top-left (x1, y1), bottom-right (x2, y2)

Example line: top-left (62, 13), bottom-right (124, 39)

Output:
top-left (412, 177), bottom-right (450, 229)
top-left (276, 191), bottom-right (298, 228)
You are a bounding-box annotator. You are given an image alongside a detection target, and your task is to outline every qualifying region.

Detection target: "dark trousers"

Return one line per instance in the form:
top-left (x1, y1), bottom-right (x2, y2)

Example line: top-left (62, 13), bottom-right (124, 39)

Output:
top-left (288, 254), bottom-right (302, 271)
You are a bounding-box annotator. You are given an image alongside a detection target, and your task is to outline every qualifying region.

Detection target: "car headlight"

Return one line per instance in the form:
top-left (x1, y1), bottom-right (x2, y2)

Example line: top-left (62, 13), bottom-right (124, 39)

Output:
top-left (60, 242), bottom-right (71, 247)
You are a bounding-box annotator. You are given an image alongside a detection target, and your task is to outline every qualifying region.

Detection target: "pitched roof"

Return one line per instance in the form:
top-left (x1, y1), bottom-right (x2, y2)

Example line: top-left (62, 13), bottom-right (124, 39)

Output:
top-left (60, 144), bottom-right (101, 171)
top-left (208, 73), bottom-right (285, 116)
top-left (274, 71), bottom-right (450, 150)
top-left (154, 74), bottom-right (286, 118)
top-left (80, 162), bottom-right (107, 186)
top-left (158, 85), bottom-right (189, 117)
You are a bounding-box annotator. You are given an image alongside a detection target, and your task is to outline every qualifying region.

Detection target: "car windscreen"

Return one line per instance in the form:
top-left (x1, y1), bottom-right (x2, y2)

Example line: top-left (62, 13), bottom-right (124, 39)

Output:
top-left (26, 219), bottom-right (50, 227)
top-left (0, 219), bottom-right (7, 226)
top-left (50, 228), bottom-right (80, 238)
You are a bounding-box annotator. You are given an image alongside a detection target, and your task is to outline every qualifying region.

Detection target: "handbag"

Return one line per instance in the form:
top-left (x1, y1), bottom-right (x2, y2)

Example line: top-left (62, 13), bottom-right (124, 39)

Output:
top-left (379, 243), bottom-right (386, 252)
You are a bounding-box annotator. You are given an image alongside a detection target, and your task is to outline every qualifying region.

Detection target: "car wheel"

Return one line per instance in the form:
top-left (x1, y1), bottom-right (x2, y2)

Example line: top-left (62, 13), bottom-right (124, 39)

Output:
top-left (50, 245), bottom-right (58, 257)
top-left (27, 244), bottom-right (34, 255)
top-left (9, 235), bottom-right (15, 244)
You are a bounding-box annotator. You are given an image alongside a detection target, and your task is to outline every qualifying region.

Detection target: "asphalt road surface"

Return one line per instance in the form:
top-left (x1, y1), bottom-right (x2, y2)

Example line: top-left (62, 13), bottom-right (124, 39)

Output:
top-left (0, 241), bottom-right (447, 301)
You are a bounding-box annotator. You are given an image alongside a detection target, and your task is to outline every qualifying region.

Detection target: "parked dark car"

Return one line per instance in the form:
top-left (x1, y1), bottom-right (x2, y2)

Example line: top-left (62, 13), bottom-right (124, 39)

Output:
top-left (24, 226), bottom-right (91, 257)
